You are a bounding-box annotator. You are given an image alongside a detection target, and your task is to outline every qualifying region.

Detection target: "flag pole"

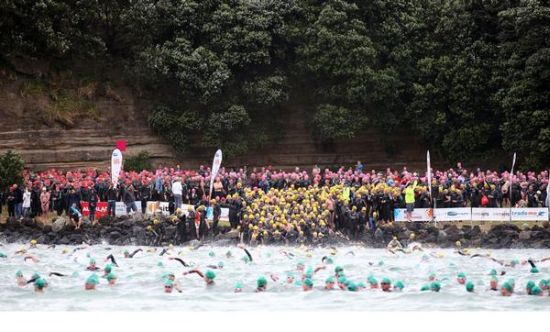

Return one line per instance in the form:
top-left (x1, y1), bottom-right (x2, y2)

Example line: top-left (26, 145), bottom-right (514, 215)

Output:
top-left (509, 152), bottom-right (516, 224)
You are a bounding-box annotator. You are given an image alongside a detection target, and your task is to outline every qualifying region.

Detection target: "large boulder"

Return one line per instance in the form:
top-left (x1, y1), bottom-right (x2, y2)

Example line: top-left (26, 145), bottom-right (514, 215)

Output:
top-left (52, 217), bottom-right (71, 232)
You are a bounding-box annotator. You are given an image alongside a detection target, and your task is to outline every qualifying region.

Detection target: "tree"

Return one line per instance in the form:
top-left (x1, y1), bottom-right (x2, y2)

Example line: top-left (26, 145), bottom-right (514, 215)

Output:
top-left (0, 150), bottom-right (25, 191)
top-left (124, 151), bottom-right (153, 172)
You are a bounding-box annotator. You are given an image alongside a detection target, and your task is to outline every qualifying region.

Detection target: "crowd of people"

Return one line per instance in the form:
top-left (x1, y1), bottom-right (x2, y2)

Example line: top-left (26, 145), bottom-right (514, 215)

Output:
top-left (0, 162), bottom-right (548, 243)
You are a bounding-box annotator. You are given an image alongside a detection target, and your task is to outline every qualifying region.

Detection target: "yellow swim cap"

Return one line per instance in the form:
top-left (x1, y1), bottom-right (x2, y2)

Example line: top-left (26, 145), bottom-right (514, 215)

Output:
top-left (30, 239), bottom-right (37, 245)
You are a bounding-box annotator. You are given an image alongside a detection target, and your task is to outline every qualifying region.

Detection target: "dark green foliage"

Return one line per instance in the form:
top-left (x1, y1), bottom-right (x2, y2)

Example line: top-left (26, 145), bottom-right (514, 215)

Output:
top-left (0, 151), bottom-right (25, 191)
top-left (124, 151), bottom-right (153, 172)
top-left (1, 0), bottom-right (549, 166)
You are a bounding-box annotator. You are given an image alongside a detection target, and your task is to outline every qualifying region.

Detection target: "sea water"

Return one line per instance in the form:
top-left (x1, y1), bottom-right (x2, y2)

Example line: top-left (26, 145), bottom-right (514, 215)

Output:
top-left (0, 244), bottom-right (549, 311)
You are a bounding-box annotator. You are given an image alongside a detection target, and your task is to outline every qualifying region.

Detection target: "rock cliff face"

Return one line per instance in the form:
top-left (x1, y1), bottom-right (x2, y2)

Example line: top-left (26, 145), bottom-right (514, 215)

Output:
top-left (0, 63), bottom-right (435, 171)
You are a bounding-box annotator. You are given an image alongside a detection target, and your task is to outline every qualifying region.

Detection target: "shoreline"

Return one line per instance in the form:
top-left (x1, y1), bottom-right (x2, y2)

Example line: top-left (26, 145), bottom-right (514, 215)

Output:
top-left (1, 216), bottom-right (549, 249)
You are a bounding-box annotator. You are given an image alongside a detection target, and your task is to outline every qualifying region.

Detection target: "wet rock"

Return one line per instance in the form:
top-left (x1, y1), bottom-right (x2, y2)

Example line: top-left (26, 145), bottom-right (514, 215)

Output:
top-left (438, 230), bottom-right (447, 242)
top-left (519, 230), bottom-right (531, 241)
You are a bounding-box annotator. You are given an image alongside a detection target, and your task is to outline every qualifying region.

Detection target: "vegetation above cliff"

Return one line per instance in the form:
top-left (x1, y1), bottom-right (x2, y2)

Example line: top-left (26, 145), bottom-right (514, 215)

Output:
top-left (1, 0), bottom-right (549, 167)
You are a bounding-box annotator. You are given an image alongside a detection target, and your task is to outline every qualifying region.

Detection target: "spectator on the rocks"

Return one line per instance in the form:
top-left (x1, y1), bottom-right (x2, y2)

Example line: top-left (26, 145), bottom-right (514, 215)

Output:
top-left (106, 183), bottom-right (118, 217)
top-left (40, 187), bottom-right (50, 216)
top-left (13, 184), bottom-right (23, 219)
top-left (172, 177), bottom-right (183, 211)
top-left (88, 188), bottom-right (100, 225)
top-left (123, 184), bottom-right (137, 214)
top-left (22, 187), bottom-right (31, 218)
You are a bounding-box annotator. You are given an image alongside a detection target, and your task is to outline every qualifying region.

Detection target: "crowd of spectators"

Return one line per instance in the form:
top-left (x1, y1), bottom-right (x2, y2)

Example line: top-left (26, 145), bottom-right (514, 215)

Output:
top-left (0, 162), bottom-right (548, 243)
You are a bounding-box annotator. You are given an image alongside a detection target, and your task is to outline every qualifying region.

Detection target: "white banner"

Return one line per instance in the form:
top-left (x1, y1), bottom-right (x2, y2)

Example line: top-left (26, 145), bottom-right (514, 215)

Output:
top-left (434, 208), bottom-right (472, 221)
top-left (510, 208), bottom-right (548, 221)
top-left (209, 149), bottom-right (223, 197)
top-left (426, 150), bottom-right (432, 200)
top-left (396, 207), bottom-right (548, 222)
top-left (115, 202), bottom-right (127, 216)
top-left (111, 149), bottom-right (123, 187)
top-left (394, 208), bottom-right (432, 222)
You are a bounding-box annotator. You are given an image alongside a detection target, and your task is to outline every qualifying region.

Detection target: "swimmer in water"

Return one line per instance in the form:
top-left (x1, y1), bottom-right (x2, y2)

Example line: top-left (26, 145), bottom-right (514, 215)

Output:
top-left (106, 272), bottom-right (117, 285)
top-left (124, 249), bottom-right (142, 258)
top-left (206, 262), bottom-right (225, 270)
top-left (457, 272), bottom-right (466, 285)
top-left (183, 269), bottom-right (216, 285)
top-left (500, 282), bottom-right (513, 296)
top-left (103, 264), bottom-right (114, 277)
top-left (85, 274), bottom-right (99, 290)
top-left (163, 273), bottom-right (183, 293)
top-left (16, 270), bottom-right (27, 286)
top-left (325, 277), bottom-right (335, 290)
top-left (87, 259), bottom-right (100, 271)
top-left (169, 257), bottom-right (192, 267)
top-left (256, 276), bottom-right (267, 292)
top-left (34, 278), bottom-right (46, 293)
top-left (380, 277), bottom-right (392, 292)
top-left (302, 278), bottom-right (313, 291)
top-left (105, 254), bottom-right (119, 267)
top-left (394, 280), bottom-right (405, 292)
top-left (234, 281), bottom-right (243, 293)
top-left (24, 254), bottom-right (39, 263)
top-left (387, 236), bottom-right (404, 253)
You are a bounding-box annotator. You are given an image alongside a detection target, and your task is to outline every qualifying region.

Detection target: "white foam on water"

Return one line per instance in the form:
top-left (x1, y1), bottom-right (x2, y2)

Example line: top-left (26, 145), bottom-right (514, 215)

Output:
top-left (0, 244), bottom-right (549, 311)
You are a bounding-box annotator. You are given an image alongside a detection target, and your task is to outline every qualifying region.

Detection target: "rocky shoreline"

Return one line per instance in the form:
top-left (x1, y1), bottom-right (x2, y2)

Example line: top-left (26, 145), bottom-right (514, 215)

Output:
top-left (1, 216), bottom-right (550, 249)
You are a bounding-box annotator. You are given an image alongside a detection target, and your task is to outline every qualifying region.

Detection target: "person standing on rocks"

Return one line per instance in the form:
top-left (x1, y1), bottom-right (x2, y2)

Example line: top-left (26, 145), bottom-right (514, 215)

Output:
top-left (13, 184), bottom-right (23, 219)
top-left (106, 183), bottom-right (118, 217)
top-left (172, 177), bottom-right (183, 211)
top-left (88, 187), bottom-right (100, 225)
top-left (123, 184), bottom-right (137, 214)
top-left (40, 187), bottom-right (50, 220)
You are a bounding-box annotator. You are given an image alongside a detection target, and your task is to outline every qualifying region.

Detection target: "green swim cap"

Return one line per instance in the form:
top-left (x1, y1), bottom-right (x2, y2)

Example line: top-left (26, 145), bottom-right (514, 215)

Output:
top-left (32, 272), bottom-right (40, 280)
top-left (86, 253), bottom-right (90, 258)
top-left (208, 251), bottom-right (215, 257)
top-left (305, 270), bottom-right (313, 279)
top-left (430, 281), bottom-right (441, 292)
top-left (218, 261), bottom-right (224, 268)
top-left (106, 272), bottom-right (117, 281)
top-left (539, 279), bottom-right (547, 288)
top-left (89, 258), bottom-right (96, 264)
top-left (304, 278), bottom-right (313, 287)
top-left (235, 281), bottom-right (243, 289)
top-left (34, 278), bottom-right (46, 288)
top-left (104, 264), bottom-right (112, 273)
top-left (165, 279), bottom-right (174, 286)
top-left (368, 276), bottom-right (378, 285)
top-left (226, 250), bottom-right (232, 257)
top-left (124, 250), bottom-right (129, 255)
top-left (394, 280), bottom-right (405, 289)
top-left (16, 270), bottom-right (23, 278)
top-left (257, 276), bottom-right (267, 287)
top-left (502, 282), bottom-right (513, 292)
top-left (347, 282), bottom-right (357, 292)
top-left (297, 260), bottom-right (305, 267)
top-left (457, 272), bottom-right (466, 279)
top-left (86, 274), bottom-right (99, 285)
top-left (338, 276), bottom-right (347, 284)
top-left (489, 269), bottom-right (497, 276)
top-left (378, 260), bottom-right (384, 266)
top-left (157, 261), bottom-right (164, 267)
top-left (530, 267), bottom-right (539, 273)
top-left (526, 280), bottom-right (535, 290)
top-left (241, 256), bottom-right (251, 263)
top-left (507, 278), bottom-right (515, 287)
top-left (466, 281), bottom-right (474, 292)
top-left (511, 259), bottom-right (519, 266)
top-left (287, 271), bottom-right (295, 278)
top-left (335, 265), bottom-right (343, 274)
top-left (357, 282), bottom-right (366, 288)
top-left (205, 270), bottom-right (216, 280)
top-left (381, 277), bottom-right (391, 285)
top-left (0, 252), bottom-right (7, 258)
top-left (326, 276), bottom-right (335, 284)
top-left (530, 286), bottom-right (542, 295)
top-left (325, 257), bottom-right (334, 264)
top-left (420, 284), bottom-right (430, 291)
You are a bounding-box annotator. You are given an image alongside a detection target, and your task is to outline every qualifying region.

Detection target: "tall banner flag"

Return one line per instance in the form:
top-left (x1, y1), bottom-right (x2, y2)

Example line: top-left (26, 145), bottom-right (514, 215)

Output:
top-left (426, 150), bottom-right (435, 220)
top-left (111, 148), bottom-right (123, 188)
top-left (546, 170), bottom-right (550, 209)
top-left (209, 149), bottom-right (223, 198)
top-left (509, 152), bottom-right (516, 222)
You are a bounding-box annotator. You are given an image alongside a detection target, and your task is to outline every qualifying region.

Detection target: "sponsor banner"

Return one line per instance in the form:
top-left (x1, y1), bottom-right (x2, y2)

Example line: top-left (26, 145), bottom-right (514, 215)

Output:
top-left (433, 208), bottom-right (471, 221)
top-left (394, 208), bottom-right (432, 222)
top-left (209, 149), bottom-right (223, 197)
top-left (471, 208), bottom-right (509, 221)
top-left (81, 202), bottom-right (108, 219)
top-left (111, 149), bottom-right (123, 187)
top-left (115, 202), bottom-right (127, 216)
top-left (510, 208), bottom-right (548, 221)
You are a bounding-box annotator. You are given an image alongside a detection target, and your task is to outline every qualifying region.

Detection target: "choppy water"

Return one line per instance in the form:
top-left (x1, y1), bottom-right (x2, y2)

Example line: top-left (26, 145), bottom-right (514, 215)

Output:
top-left (0, 243), bottom-right (549, 311)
